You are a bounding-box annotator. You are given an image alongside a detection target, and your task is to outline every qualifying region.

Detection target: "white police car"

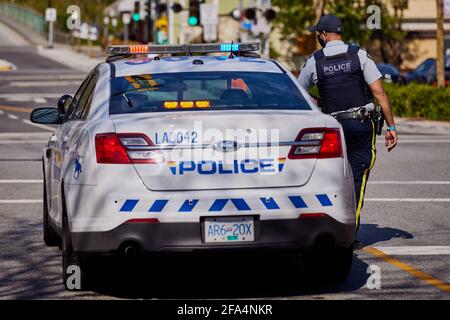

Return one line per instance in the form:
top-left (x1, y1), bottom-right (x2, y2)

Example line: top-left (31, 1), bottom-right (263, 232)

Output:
top-left (31, 43), bottom-right (356, 290)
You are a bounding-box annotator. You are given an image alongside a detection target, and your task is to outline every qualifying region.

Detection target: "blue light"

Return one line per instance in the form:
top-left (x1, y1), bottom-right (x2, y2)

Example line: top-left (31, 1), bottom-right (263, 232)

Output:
top-left (220, 43), bottom-right (240, 52)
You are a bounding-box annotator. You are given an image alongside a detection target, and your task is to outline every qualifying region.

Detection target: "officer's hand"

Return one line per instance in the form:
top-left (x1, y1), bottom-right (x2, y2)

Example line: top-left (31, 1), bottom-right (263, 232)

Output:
top-left (385, 130), bottom-right (398, 152)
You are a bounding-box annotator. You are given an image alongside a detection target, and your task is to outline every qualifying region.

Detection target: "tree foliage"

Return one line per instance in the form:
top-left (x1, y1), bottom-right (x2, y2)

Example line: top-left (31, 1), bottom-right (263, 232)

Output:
top-left (272, 0), bottom-right (409, 67)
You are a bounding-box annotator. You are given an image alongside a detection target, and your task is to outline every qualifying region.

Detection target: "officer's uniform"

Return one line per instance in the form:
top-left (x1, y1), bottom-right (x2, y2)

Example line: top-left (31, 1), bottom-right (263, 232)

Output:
top-left (298, 40), bottom-right (382, 231)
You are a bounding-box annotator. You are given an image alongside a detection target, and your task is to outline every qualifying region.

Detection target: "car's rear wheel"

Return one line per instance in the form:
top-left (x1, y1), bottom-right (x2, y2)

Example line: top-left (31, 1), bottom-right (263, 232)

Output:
top-left (42, 176), bottom-right (60, 247)
top-left (61, 188), bottom-right (90, 291)
top-left (304, 245), bottom-right (353, 282)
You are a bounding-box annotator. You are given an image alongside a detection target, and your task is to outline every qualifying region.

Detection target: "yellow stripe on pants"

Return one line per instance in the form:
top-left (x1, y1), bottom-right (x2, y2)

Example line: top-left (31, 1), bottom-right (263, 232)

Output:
top-left (355, 120), bottom-right (376, 226)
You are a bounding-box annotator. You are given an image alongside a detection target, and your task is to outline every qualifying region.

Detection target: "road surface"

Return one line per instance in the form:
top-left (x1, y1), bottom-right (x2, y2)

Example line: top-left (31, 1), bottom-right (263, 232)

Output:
top-left (0, 21), bottom-right (448, 300)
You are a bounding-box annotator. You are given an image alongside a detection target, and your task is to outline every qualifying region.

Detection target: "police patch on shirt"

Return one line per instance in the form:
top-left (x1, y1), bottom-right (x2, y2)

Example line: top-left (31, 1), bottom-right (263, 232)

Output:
top-left (323, 61), bottom-right (352, 76)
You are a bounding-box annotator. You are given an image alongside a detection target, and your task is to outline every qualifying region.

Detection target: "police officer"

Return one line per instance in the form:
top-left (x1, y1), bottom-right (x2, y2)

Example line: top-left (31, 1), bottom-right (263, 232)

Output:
top-left (298, 14), bottom-right (398, 241)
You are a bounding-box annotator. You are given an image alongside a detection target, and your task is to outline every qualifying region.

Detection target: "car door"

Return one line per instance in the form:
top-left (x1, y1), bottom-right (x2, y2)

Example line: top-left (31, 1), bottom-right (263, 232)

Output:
top-left (48, 71), bottom-right (97, 226)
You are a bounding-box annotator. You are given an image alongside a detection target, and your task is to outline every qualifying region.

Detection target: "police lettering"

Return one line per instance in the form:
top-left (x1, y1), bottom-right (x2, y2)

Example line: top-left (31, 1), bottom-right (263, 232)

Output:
top-left (323, 62), bottom-right (352, 75)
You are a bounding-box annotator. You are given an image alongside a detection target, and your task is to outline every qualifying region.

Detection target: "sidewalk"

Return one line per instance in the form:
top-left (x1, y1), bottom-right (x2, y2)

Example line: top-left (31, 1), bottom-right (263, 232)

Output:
top-left (395, 117), bottom-right (450, 135)
top-left (36, 44), bottom-right (105, 73)
top-left (0, 16), bottom-right (104, 73)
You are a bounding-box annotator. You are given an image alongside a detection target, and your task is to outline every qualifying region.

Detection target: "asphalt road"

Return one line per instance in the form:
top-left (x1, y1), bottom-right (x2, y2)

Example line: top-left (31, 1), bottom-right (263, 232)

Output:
top-left (0, 23), bottom-right (449, 300)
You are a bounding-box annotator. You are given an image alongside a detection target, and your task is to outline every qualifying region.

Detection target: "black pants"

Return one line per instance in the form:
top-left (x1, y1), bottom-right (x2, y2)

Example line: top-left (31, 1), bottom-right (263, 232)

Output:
top-left (339, 118), bottom-right (376, 232)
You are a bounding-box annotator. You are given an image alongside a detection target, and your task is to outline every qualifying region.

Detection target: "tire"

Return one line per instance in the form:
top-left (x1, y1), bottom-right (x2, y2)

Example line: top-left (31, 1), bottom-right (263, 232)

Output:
top-left (43, 176), bottom-right (60, 247)
top-left (304, 245), bottom-right (354, 283)
top-left (61, 189), bottom-right (90, 291)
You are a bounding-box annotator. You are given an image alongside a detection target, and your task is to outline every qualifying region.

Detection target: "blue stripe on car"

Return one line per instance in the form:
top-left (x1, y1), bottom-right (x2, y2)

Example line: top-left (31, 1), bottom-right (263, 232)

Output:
top-left (260, 197), bottom-right (280, 210)
top-left (316, 194), bottom-right (333, 206)
top-left (288, 196), bottom-right (308, 208)
top-left (179, 199), bottom-right (199, 212)
top-left (208, 199), bottom-right (229, 212)
top-left (230, 198), bottom-right (251, 211)
top-left (148, 199), bottom-right (169, 212)
top-left (120, 199), bottom-right (139, 212)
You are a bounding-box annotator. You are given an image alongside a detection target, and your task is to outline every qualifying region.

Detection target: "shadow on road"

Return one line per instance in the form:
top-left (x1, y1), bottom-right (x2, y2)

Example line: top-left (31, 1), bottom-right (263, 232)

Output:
top-left (358, 223), bottom-right (413, 247)
top-left (85, 252), bottom-right (371, 299)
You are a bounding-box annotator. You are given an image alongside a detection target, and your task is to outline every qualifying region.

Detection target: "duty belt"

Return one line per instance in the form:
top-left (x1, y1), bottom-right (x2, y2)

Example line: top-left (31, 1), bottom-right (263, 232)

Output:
top-left (331, 108), bottom-right (372, 122)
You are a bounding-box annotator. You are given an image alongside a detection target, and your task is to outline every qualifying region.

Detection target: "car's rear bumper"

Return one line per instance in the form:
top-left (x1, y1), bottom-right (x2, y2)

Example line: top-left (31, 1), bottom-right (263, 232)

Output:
top-left (70, 216), bottom-right (355, 255)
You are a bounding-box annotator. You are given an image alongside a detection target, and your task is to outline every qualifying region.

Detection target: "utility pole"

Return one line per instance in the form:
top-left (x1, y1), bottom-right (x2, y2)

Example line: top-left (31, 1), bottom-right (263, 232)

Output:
top-left (436, 0), bottom-right (445, 88)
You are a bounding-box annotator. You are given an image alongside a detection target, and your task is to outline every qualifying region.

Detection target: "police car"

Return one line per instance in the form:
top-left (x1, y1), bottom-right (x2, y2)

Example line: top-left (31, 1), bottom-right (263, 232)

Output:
top-left (31, 43), bottom-right (356, 290)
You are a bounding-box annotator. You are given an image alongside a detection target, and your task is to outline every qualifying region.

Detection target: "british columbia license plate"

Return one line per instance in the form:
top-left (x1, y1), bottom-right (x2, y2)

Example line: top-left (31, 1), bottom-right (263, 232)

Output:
top-left (204, 216), bottom-right (254, 243)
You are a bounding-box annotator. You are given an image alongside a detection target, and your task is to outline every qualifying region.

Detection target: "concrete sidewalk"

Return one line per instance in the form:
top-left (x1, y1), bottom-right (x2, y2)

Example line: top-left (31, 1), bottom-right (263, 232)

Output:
top-left (0, 17), bottom-right (104, 73)
top-left (36, 44), bottom-right (105, 73)
top-left (395, 117), bottom-right (450, 135)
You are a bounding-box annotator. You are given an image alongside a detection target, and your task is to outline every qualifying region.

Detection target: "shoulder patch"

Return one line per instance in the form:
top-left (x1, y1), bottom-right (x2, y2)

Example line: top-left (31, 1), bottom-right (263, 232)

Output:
top-left (303, 54), bottom-right (313, 68)
top-left (360, 47), bottom-right (374, 61)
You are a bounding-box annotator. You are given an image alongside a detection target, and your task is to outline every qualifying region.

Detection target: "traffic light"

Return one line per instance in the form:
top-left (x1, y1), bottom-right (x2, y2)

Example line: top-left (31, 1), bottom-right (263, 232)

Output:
top-left (172, 3), bottom-right (183, 13)
top-left (156, 3), bottom-right (167, 17)
top-left (145, 0), bottom-right (151, 19)
top-left (133, 1), bottom-right (141, 22)
top-left (188, 0), bottom-right (200, 26)
top-left (243, 7), bottom-right (256, 20)
top-left (264, 8), bottom-right (277, 22)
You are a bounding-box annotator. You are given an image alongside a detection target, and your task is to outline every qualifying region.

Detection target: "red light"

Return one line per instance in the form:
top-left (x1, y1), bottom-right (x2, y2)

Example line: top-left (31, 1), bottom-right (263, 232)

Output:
top-left (288, 128), bottom-right (342, 159)
top-left (126, 218), bottom-right (160, 223)
top-left (299, 213), bottom-right (329, 219)
top-left (95, 133), bottom-right (131, 164)
top-left (318, 128), bottom-right (342, 158)
top-left (95, 133), bottom-right (163, 164)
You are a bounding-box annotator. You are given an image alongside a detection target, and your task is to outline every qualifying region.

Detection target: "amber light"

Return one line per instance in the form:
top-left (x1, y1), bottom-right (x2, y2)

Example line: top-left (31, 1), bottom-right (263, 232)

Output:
top-left (129, 46), bottom-right (149, 54)
top-left (180, 101), bottom-right (195, 108)
top-left (195, 100), bottom-right (211, 108)
top-left (163, 101), bottom-right (179, 109)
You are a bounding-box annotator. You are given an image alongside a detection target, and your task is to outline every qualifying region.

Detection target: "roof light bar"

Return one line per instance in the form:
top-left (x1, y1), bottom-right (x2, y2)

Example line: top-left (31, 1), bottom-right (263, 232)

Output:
top-left (106, 42), bottom-right (260, 55)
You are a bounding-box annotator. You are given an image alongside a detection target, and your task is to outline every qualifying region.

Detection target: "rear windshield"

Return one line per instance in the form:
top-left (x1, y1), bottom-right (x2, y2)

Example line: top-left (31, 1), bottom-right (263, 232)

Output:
top-left (109, 71), bottom-right (311, 114)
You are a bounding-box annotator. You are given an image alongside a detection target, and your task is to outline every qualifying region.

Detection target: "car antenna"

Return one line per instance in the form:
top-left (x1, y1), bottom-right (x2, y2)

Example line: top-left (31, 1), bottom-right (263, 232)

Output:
top-left (229, 41), bottom-right (235, 59)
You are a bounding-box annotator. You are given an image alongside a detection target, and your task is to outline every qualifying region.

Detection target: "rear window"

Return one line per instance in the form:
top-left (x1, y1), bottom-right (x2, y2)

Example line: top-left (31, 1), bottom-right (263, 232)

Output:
top-left (109, 71), bottom-right (311, 114)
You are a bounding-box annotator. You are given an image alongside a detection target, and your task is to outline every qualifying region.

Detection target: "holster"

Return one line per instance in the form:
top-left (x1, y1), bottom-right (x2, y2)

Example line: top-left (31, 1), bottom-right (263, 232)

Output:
top-left (373, 105), bottom-right (385, 136)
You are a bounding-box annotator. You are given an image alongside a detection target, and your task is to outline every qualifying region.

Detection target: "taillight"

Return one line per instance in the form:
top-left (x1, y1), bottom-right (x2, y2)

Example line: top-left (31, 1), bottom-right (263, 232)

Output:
top-left (95, 133), bottom-right (164, 164)
top-left (288, 128), bottom-right (342, 159)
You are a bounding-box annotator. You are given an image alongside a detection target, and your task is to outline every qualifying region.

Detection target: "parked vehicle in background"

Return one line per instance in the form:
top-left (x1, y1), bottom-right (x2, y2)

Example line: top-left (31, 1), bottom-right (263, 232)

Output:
top-left (376, 63), bottom-right (405, 84)
top-left (406, 56), bottom-right (450, 86)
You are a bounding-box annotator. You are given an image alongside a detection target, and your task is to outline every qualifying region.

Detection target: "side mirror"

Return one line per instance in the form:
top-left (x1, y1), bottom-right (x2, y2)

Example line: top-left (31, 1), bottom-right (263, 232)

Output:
top-left (57, 94), bottom-right (73, 115)
top-left (30, 107), bottom-right (61, 124)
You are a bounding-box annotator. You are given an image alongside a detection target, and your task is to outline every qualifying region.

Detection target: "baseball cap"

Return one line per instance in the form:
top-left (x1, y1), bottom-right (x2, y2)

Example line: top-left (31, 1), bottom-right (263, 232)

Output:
top-left (308, 14), bottom-right (343, 34)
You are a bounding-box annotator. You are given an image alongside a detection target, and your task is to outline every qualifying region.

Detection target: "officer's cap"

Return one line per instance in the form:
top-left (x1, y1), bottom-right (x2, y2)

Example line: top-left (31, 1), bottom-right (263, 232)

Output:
top-left (308, 14), bottom-right (343, 34)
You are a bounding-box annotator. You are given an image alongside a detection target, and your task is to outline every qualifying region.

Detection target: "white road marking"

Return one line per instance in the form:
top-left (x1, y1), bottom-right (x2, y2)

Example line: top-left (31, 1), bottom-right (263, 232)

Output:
top-left (0, 110), bottom-right (4, 115)
top-left (33, 98), bottom-right (47, 104)
top-left (0, 179), bottom-right (43, 183)
top-left (369, 181), bottom-right (450, 185)
top-left (376, 139), bottom-right (450, 144)
top-left (9, 81), bottom-right (81, 87)
top-left (0, 74), bottom-right (85, 81)
top-left (374, 246), bottom-right (450, 256)
top-left (0, 199), bottom-right (42, 204)
top-left (366, 198), bottom-right (450, 202)
top-left (0, 140), bottom-right (48, 144)
top-left (21, 119), bottom-right (55, 132)
top-left (0, 93), bottom-right (62, 100)
top-left (7, 114), bottom-right (18, 120)
top-left (0, 132), bottom-right (52, 138)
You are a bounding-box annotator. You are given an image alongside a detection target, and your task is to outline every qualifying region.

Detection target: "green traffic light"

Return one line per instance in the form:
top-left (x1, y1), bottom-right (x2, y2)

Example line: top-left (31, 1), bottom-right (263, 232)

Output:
top-left (132, 13), bottom-right (140, 21)
top-left (188, 16), bottom-right (198, 26)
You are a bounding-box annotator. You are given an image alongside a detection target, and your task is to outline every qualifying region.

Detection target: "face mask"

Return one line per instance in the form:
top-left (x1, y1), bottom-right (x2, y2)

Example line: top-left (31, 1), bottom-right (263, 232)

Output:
top-left (317, 33), bottom-right (327, 48)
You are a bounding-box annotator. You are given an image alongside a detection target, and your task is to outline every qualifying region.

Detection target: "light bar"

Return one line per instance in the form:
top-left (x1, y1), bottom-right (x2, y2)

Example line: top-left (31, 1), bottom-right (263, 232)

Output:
top-left (106, 42), bottom-right (260, 55)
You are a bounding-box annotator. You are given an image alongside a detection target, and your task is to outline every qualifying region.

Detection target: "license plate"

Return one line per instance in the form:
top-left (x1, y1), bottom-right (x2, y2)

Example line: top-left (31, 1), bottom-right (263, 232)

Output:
top-left (204, 216), bottom-right (254, 243)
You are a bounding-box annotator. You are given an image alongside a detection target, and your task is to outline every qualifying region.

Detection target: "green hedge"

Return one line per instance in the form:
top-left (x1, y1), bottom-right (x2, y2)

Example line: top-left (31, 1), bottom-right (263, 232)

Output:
top-left (384, 83), bottom-right (450, 121)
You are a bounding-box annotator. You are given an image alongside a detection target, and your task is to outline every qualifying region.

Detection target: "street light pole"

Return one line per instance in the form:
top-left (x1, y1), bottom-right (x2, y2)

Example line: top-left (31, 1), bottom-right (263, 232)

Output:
top-left (436, 0), bottom-right (445, 88)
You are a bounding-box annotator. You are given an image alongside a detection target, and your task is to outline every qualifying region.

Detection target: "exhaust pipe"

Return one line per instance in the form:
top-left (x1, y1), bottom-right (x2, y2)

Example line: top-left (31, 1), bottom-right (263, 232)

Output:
top-left (120, 241), bottom-right (141, 257)
top-left (124, 245), bottom-right (137, 256)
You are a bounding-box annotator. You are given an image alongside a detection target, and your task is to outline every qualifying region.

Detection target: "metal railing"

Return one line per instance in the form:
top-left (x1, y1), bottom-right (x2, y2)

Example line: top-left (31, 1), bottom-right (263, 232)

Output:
top-left (0, 3), bottom-right (45, 35)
